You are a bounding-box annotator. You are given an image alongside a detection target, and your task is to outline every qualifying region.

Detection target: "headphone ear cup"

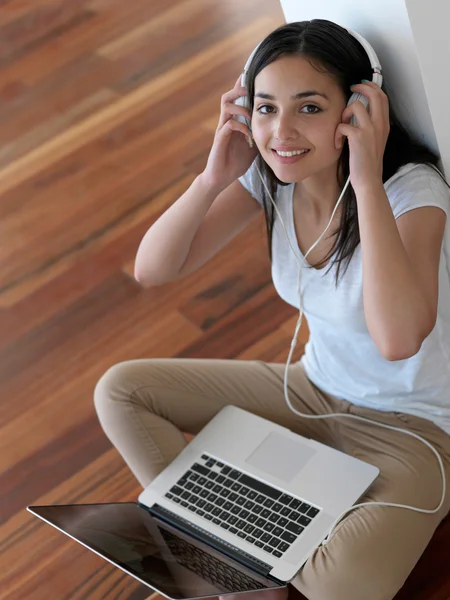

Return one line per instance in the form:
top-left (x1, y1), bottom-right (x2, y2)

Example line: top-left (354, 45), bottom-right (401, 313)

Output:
top-left (233, 93), bottom-right (251, 126)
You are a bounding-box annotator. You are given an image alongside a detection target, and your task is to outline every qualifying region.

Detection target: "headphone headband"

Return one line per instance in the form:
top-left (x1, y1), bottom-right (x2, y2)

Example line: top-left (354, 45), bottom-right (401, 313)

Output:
top-left (240, 26), bottom-right (383, 88)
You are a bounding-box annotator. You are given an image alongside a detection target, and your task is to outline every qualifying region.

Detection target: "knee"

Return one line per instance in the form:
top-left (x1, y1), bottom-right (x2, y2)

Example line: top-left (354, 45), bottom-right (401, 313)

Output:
top-left (292, 542), bottom-right (402, 600)
top-left (93, 361), bottom-right (134, 417)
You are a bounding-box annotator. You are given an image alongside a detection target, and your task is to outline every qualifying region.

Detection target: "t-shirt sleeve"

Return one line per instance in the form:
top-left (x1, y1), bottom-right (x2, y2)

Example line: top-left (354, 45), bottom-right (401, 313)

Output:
top-left (387, 163), bottom-right (450, 220)
top-left (237, 158), bottom-right (263, 205)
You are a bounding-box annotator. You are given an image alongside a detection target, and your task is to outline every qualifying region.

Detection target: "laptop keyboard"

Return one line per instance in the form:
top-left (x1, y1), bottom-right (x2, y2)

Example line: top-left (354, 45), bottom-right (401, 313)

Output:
top-left (164, 453), bottom-right (320, 559)
top-left (160, 527), bottom-right (265, 591)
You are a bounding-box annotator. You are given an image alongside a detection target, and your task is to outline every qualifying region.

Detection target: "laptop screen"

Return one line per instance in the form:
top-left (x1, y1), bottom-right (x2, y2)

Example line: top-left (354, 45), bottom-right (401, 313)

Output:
top-left (28, 502), bottom-right (284, 599)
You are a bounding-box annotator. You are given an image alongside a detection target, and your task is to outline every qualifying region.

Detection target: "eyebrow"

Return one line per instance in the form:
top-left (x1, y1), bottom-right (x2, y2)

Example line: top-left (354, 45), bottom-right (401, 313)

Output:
top-left (254, 90), bottom-right (330, 101)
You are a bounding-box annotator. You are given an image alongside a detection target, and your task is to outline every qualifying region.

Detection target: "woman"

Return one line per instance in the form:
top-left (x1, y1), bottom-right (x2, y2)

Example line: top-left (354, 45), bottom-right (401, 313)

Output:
top-left (94, 20), bottom-right (450, 600)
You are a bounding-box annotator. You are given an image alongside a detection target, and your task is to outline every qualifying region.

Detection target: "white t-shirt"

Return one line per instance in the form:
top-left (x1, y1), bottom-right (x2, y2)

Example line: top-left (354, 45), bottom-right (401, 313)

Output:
top-left (238, 160), bottom-right (450, 435)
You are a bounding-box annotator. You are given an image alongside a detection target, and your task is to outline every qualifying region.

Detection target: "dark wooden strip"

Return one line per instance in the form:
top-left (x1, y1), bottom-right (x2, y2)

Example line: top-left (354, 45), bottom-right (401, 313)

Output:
top-left (0, 78), bottom-right (27, 103)
top-left (179, 259), bottom-right (272, 330)
top-left (0, 0), bottom-right (14, 12)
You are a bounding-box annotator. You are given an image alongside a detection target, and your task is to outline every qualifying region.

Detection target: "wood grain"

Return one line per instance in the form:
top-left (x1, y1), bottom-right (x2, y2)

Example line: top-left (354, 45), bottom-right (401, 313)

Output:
top-left (1, 1), bottom-right (448, 599)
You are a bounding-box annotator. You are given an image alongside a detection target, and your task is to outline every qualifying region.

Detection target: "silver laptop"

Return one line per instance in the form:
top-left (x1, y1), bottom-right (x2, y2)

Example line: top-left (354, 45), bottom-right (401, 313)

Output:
top-left (28, 405), bottom-right (379, 598)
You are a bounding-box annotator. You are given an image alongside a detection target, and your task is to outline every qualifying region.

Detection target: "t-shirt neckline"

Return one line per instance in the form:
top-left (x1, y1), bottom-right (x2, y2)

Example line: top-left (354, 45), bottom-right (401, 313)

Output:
top-left (288, 183), bottom-right (333, 274)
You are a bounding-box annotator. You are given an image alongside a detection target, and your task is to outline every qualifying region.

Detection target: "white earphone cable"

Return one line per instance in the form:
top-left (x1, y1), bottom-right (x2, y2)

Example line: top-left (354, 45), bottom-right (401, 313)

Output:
top-left (253, 160), bottom-right (446, 544)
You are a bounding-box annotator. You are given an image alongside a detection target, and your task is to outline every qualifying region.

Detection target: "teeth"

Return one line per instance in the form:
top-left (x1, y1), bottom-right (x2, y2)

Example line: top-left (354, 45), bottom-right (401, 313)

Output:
top-left (275, 149), bottom-right (308, 157)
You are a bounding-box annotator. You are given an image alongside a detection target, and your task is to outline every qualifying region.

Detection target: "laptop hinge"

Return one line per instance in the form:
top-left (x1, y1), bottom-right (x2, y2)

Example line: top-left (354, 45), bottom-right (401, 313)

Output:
top-left (145, 502), bottom-right (280, 580)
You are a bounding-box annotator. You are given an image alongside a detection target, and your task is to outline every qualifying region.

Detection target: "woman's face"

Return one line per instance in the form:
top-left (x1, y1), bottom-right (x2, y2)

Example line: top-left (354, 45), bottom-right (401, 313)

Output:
top-left (251, 54), bottom-right (348, 184)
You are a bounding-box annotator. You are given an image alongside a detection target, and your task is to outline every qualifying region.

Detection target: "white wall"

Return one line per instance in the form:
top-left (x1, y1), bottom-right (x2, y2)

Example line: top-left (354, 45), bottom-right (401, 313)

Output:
top-left (279, 0), bottom-right (449, 178)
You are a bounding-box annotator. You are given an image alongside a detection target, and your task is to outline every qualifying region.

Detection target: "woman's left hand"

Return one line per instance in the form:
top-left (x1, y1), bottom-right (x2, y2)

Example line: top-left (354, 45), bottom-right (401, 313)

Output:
top-left (335, 80), bottom-right (390, 194)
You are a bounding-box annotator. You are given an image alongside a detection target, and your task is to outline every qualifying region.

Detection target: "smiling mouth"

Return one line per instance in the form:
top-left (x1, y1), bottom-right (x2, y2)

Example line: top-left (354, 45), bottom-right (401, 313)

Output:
top-left (272, 149), bottom-right (310, 156)
top-left (271, 149), bottom-right (311, 164)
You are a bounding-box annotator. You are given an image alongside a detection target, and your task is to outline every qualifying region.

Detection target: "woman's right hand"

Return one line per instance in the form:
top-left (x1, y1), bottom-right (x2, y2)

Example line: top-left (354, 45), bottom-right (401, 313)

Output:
top-left (202, 75), bottom-right (258, 191)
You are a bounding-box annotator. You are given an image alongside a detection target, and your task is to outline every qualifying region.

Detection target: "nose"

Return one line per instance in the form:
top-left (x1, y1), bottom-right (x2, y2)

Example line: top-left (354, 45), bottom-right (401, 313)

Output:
top-left (274, 112), bottom-right (298, 141)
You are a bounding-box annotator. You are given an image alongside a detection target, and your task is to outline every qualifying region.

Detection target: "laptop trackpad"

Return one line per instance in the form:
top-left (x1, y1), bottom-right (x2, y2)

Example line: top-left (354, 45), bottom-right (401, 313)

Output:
top-left (245, 432), bottom-right (317, 483)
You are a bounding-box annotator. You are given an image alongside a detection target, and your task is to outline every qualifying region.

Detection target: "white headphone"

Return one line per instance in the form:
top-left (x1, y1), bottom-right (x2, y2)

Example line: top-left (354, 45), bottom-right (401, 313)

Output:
top-left (234, 26), bottom-right (446, 545)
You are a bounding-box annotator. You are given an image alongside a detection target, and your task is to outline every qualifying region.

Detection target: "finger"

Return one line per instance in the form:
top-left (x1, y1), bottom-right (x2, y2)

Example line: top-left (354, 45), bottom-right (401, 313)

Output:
top-left (355, 80), bottom-right (386, 97)
top-left (217, 102), bottom-right (251, 130)
top-left (335, 123), bottom-right (355, 143)
top-left (218, 94), bottom-right (248, 130)
top-left (350, 83), bottom-right (387, 123)
top-left (222, 117), bottom-right (252, 141)
top-left (227, 102), bottom-right (251, 119)
top-left (222, 86), bottom-right (248, 107)
top-left (219, 119), bottom-right (254, 147)
top-left (343, 99), bottom-right (372, 128)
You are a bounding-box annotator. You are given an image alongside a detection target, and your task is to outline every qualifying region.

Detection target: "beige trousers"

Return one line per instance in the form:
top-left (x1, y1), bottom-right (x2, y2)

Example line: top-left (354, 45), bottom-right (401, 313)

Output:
top-left (93, 358), bottom-right (450, 600)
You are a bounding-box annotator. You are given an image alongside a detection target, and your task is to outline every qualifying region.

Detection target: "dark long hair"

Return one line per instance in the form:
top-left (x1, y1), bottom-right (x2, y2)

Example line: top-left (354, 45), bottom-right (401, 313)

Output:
top-left (245, 20), bottom-right (449, 286)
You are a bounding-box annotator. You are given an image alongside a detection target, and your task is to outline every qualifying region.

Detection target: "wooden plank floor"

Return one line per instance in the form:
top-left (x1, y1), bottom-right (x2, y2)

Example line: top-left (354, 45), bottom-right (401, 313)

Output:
top-left (0, 1), bottom-right (448, 599)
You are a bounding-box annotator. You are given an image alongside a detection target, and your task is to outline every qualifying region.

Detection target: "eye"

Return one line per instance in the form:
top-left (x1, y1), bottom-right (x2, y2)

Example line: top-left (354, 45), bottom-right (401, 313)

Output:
top-left (302, 104), bottom-right (321, 114)
top-left (255, 104), bottom-right (321, 115)
top-left (256, 104), bottom-right (275, 114)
